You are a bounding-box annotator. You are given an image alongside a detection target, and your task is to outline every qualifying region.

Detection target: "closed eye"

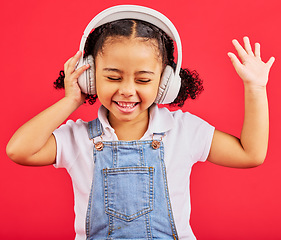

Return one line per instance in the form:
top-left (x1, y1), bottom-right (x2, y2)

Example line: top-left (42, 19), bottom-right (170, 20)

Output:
top-left (137, 79), bottom-right (151, 83)
top-left (107, 77), bottom-right (121, 81)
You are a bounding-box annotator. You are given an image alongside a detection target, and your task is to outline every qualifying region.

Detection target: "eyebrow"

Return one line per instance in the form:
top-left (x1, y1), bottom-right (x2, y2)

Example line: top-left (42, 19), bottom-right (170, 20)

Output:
top-left (103, 68), bottom-right (155, 75)
top-left (103, 68), bottom-right (123, 74)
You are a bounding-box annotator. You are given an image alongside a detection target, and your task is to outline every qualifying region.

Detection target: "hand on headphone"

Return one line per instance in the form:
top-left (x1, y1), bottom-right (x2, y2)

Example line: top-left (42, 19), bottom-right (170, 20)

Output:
top-left (64, 51), bottom-right (90, 106)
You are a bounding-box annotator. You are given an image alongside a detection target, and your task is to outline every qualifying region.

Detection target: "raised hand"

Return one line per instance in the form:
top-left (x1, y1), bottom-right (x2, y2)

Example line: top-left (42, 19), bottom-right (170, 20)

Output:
top-left (64, 51), bottom-right (90, 105)
top-left (227, 36), bottom-right (275, 88)
top-left (207, 37), bottom-right (274, 168)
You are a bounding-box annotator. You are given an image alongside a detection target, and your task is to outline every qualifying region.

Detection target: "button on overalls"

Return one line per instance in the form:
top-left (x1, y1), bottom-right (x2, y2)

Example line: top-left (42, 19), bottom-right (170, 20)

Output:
top-left (86, 118), bottom-right (178, 239)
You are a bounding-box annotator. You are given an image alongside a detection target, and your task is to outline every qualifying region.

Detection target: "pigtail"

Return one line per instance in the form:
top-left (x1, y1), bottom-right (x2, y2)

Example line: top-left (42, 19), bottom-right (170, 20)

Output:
top-left (170, 68), bottom-right (203, 107)
top-left (53, 70), bottom-right (65, 89)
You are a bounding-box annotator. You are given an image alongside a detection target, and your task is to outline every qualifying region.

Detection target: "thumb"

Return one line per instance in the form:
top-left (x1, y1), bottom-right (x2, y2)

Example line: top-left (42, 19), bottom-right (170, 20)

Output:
top-left (266, 56), bottom-right (275, 69)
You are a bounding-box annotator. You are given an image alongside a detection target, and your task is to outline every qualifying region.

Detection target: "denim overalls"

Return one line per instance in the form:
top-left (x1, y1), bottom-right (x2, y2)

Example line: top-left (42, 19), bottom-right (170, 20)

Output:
top-left (86, 118), bottom-right (178, 239)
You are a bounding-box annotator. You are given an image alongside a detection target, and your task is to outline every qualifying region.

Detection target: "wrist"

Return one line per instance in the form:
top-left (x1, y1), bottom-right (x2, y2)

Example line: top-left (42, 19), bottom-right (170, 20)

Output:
top-left (243, 83), bottom-right (268, 107)
top-left (62, 96), bottom-right (84, 110)
top-left (243, 81), bottom-right (267, 93)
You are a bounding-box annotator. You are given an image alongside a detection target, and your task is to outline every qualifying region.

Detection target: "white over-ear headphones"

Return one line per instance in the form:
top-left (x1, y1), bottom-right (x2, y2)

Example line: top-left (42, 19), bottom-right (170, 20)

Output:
top-left (76, 5), bottom-right (182, 104)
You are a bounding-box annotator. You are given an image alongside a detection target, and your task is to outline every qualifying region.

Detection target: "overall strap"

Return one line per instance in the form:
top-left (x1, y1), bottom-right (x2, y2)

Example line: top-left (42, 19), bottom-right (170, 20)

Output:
top-left (153, 132), bottom-right (166, 137)
top-left (87, 118), bottom-right (103, 139)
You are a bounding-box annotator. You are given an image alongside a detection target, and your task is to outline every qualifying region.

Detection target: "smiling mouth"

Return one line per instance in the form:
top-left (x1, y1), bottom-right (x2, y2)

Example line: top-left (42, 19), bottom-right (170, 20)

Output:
top-left (114, 101), bottom-right (139, 112)
top-left (116, 101), bottom-right (138, 108)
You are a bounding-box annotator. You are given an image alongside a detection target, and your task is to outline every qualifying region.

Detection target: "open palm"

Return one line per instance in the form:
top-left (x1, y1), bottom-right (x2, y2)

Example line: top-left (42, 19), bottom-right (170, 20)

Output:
top-left (228, 36), bottom-right (275, 88)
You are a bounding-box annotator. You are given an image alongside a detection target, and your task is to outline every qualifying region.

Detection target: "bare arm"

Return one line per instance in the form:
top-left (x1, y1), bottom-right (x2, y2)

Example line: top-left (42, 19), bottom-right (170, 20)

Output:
top-left (6, 51), bottom-right (89, 166)
top-left (207, 37), bottom-right (275, 168)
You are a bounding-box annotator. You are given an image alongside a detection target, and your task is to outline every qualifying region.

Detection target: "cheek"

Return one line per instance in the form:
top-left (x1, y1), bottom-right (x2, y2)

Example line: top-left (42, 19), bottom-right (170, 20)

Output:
top-left (95, 76), bottom-right (108, 101)
top-left (142, 82), bottom-right (160, 103)
top-left (95, 70), bottom-right (108, 97)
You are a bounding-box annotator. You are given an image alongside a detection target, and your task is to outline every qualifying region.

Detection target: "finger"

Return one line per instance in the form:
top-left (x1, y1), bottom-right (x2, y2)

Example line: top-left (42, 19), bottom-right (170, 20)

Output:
top-left (254, 42), bottom-right (261, 58)
top-left (227, 52), bottom-right (243, 70)
top-left (243, 36), bottom-right (254, 56)
top-left (70, 51), bottom-right (82, 69)
top-left (65, 51), bottom-right (82, 73)
top-left (232, 39), bottom-right (248, 62)
top-left (64, 57), bottom-right (74, 70)
top-left (266, 56), bottom-right (275, 69)
top-left (71, 64), bottom-right (90, 79)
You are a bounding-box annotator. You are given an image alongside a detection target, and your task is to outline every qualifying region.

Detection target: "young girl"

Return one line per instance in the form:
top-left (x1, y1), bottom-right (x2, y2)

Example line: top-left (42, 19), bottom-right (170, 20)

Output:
top-left (6, 5), bottom-right (274, 240)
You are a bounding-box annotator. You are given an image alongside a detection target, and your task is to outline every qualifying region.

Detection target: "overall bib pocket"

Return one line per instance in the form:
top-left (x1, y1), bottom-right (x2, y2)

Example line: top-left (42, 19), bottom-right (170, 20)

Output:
top-left (103, 166), bottom-right (154, 222)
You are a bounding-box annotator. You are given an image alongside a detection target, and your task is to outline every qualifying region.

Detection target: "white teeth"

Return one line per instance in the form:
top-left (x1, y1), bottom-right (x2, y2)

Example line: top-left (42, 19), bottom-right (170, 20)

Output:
top-left (117, 102), bottom-right (136, 108)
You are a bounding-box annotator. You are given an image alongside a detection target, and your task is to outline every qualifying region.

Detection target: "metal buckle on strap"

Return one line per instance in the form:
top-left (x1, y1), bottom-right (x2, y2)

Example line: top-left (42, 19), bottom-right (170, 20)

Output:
top-left (151, 134), bottom-right (165, 149)
top-left (93, 132), bottom-right (104, 151)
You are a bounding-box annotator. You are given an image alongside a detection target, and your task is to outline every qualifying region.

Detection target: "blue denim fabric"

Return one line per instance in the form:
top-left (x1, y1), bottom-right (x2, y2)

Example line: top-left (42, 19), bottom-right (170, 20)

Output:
top-left (86, 118), bottom-right (178, 239)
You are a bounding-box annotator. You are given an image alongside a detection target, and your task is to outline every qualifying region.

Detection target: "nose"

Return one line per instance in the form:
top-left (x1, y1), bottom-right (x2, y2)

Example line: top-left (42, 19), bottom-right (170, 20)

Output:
top-left (118, 79), bottom-right (136, 97)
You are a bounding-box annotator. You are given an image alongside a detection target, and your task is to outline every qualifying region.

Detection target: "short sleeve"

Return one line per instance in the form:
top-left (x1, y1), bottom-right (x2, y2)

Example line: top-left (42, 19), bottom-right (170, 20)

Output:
top-left (185, 113), bottom-right (215, 163)
top-left (53, 119), bottom-right (89, 170)
top-left (171, 110), bottom-right (215, 164)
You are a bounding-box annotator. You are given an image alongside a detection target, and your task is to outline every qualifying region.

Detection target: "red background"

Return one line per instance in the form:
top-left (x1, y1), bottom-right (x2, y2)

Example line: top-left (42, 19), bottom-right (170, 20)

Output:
top-left (1, 0), bottom-right (281, 239)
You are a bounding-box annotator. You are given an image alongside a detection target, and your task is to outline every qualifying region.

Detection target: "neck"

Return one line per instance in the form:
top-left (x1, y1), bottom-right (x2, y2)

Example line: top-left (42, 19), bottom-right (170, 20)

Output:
top-left (108, 111), bottom-right (149, 141)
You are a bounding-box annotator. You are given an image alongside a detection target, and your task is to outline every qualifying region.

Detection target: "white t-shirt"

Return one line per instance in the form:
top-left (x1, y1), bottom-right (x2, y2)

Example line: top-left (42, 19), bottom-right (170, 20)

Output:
top-left (53, 104), bottom-right (215, 239)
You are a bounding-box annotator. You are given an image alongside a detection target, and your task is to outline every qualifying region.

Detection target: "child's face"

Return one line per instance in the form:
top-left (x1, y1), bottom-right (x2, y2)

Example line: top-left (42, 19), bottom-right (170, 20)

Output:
top-left (95, 37), bottom-right (163, 126)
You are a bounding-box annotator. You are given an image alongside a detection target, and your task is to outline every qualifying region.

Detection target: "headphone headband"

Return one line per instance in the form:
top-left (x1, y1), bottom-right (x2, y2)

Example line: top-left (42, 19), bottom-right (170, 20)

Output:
top-left (78, 5), bottom-right (182, 77)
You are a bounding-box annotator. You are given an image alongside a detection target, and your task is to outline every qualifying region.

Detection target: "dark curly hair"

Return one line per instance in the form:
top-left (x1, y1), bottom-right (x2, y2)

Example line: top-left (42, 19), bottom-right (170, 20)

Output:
top-left (54, 19), bottom-right (203, 107)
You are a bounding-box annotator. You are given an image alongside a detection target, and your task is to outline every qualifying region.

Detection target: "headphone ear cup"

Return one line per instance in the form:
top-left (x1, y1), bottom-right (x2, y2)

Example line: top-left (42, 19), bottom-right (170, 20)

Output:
top-left (155, 65), bottom-right (180, 104)
top-left (77, 55), bottom-right (96, 95)
top-left (86, 55), bottom-right (96, 95)
top-left (155, 65), bottom-right (173, 104)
